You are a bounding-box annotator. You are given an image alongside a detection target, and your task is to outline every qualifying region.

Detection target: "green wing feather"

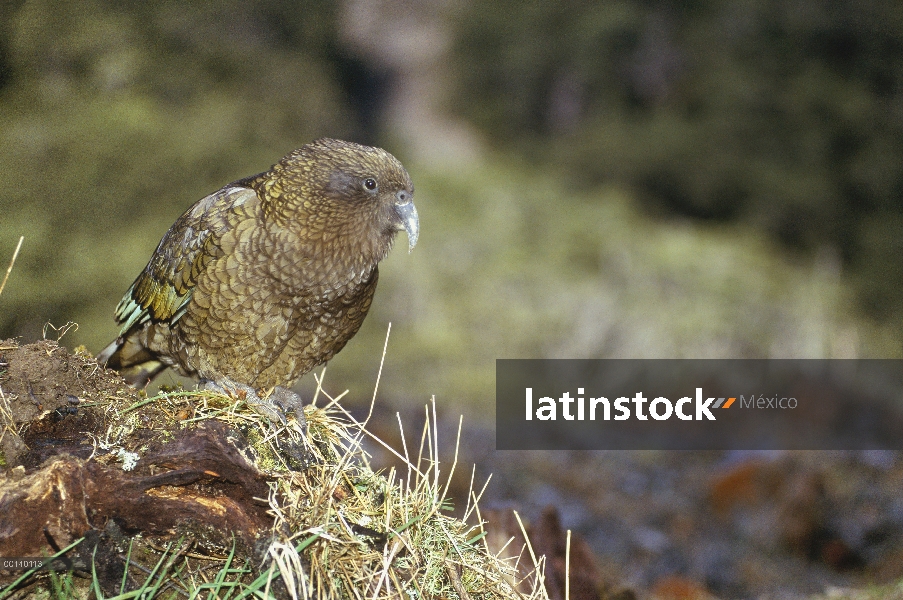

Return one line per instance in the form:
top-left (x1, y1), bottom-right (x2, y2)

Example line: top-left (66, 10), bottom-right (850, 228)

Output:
top-left (114, 185), bottom-right (256, 334)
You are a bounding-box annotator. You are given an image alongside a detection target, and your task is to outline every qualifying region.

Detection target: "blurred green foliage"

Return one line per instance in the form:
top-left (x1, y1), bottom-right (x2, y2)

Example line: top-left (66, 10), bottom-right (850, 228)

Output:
top-left (448, 0), bottom-right (903, 320)
top-left (0, 0), bottom-right (354, 337)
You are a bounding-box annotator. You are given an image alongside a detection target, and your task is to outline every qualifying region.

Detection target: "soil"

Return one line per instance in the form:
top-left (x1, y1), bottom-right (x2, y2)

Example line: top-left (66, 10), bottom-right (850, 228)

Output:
top-left (0, 339), bottom-right (275, 596)
top-left (0, 339), bottom-right (135, 468)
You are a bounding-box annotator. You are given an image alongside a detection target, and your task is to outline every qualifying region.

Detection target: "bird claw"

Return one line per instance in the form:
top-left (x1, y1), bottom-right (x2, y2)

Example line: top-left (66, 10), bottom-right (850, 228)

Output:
top-left (201, 380), bottom-right (306, 427)
top-left (247, 396), bottom-right (288, 426)
top-left (256, 387), bottom-right (311, 469)
top-left (200, 379), bottom-right (310, 469)
top-left (267, 386), bottom-right (306, 424)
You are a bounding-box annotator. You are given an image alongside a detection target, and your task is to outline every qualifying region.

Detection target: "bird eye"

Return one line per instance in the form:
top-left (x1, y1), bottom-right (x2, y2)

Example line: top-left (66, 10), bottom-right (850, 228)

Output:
top-left (363, 178), bottom-right (378, 191)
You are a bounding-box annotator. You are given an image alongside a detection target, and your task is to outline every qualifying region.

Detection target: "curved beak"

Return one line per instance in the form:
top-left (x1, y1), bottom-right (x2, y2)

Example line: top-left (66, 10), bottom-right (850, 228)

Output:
top-left (394, 191), bottom-right (419, 252)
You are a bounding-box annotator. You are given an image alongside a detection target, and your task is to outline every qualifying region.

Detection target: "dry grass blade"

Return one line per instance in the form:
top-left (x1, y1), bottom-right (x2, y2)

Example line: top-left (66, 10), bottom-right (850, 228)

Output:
top-left (565, 529), bottom-right (571, 600)
top-left (248, 358), bottom-right (548, 599)
top-left (0, 235), bottom-right (24, 300)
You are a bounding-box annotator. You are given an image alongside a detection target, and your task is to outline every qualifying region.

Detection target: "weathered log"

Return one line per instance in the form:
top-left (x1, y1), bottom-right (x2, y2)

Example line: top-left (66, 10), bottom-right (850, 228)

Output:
top-left (0, 420), bottom-right (272, 559)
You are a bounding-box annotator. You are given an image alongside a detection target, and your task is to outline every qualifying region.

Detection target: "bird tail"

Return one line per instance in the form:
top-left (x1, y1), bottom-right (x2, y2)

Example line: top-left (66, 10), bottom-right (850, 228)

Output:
top-left (97, 335), bottom-right (168, 388)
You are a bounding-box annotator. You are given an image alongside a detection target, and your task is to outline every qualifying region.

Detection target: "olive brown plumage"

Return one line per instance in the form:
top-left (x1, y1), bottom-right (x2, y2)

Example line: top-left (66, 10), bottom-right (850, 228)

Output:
top-left (97, 138), bottom-right (418, 424)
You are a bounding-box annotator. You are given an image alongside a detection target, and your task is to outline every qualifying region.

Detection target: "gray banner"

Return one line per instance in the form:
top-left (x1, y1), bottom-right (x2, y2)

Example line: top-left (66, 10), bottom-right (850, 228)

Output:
top-left (496, 359), bottom-right (903, 450)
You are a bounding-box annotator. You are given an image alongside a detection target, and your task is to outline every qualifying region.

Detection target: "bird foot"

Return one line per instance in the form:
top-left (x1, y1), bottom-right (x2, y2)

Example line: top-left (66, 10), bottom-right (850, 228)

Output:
top-left (200, 380), bottom-right (307, 428)
top-left (266, 386), bottom-right (307, 426)
top-left (200, 379), bottom-right (310, 469)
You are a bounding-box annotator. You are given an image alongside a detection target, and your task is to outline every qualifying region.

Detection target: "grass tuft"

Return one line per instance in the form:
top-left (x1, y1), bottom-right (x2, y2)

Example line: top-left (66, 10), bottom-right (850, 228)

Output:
top-left (0, 333), bottom-right (547, 599)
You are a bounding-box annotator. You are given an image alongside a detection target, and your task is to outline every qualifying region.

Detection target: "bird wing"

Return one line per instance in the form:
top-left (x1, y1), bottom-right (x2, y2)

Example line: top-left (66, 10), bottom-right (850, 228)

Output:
top-left (114, 185), bottom-right (258, 333)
